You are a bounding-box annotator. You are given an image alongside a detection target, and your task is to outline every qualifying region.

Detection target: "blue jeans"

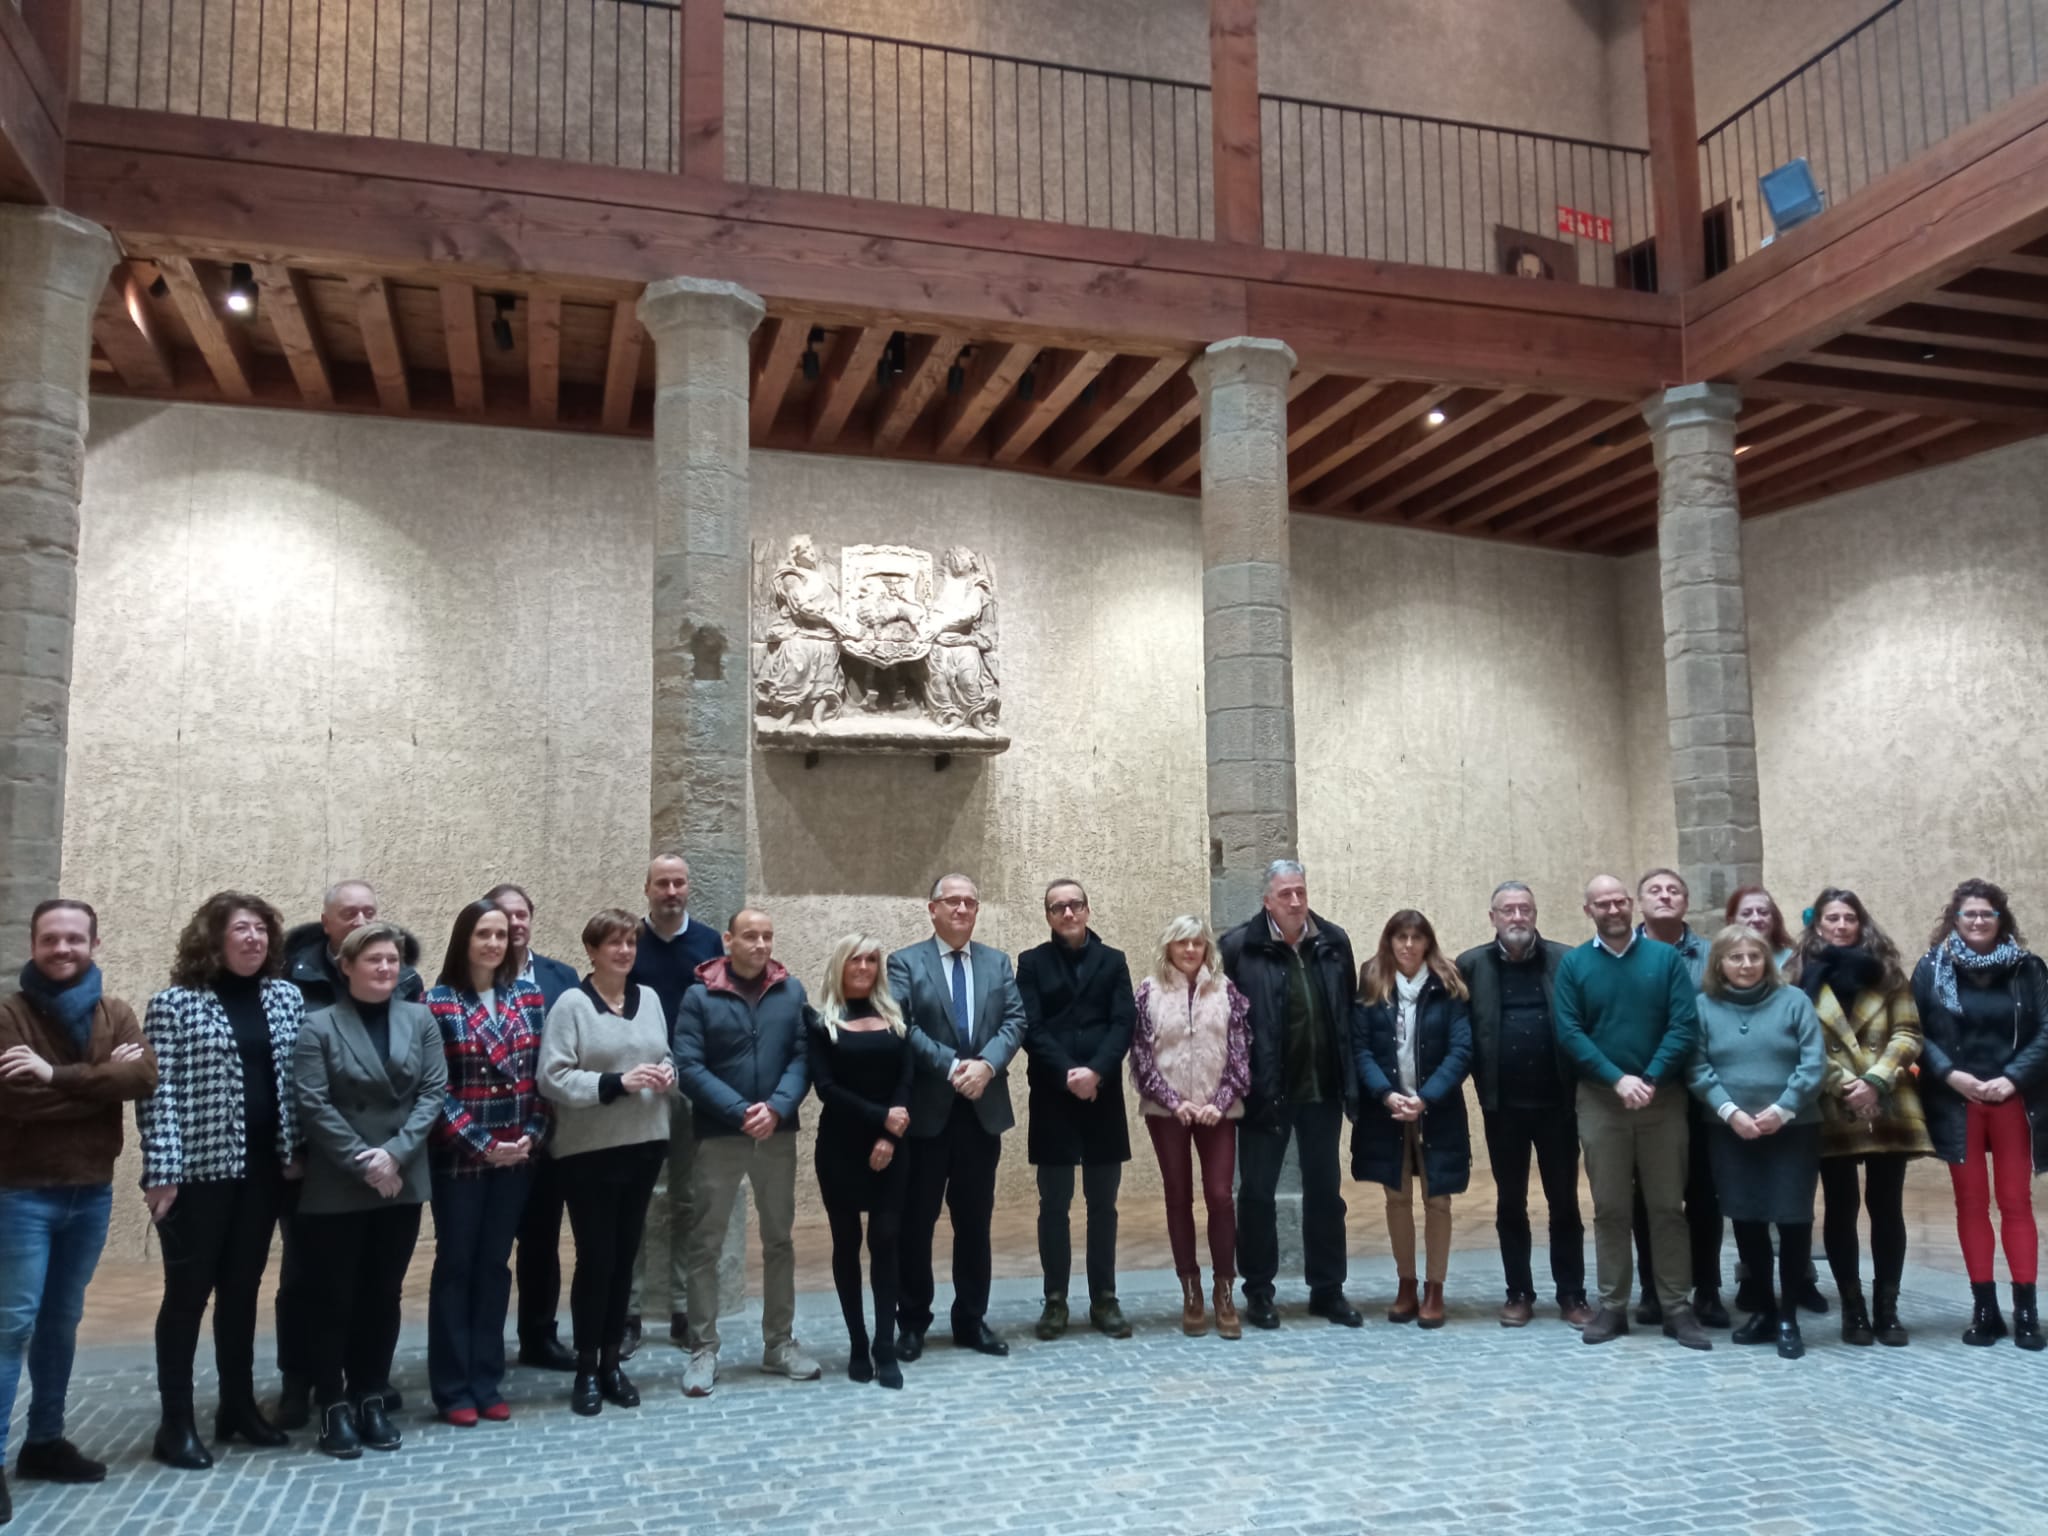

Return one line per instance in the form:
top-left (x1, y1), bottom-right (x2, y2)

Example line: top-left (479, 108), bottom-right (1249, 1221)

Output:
top-left (0, 1184), bottom-right (113, 1446)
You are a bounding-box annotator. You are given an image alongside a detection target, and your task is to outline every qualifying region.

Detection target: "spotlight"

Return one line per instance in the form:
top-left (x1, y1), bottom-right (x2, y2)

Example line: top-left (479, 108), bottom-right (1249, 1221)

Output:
top-left (1079, 380), bottom-right (1098, 407)
top-left (1734, 443), bottom-right (1752, 456)
top-left (491, 294), bottom-right (516, 352)
top-left (148, 274), bottom-right (170, 299)
top-left (1425, 408), bottom-right (1447, 427)
top-left (1919, 346), bottom-right (1939, 363)
top-left (945, 363), bottom-right (965, 395)
top-left (1018, 369), bottom-right (1036, 402)
top-left (224, 262), bottom-right (257, 316)
top-left (801, 346), bottom-right (821, 381)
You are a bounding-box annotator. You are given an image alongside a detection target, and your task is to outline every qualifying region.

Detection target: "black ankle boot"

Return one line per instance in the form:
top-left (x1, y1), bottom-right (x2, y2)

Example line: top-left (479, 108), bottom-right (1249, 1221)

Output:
top-left (1837, 1285), bottom-right (1874, 1346)
top-left (1872, 1282), bottom-right (1909, 1346)
top-left (315, 1402), bottom-right (361, 1460)
top-left (151, 1406), bottom-right (213, 1470)
top-left (215, 1398), bottom-right (289, 1447)
top-left (273, 1372), bottom-right (312, 1431)
top-left (355, 1396), bottom-right (401, 1452)
top-left (597, 1357), bottom-right (641, 1407)
top-left (1965, 1280), bottom-right (2008, 1345)
top-left (1730, 1310), bottom-right (1777, 1345)
top-left (2012, 1283), bottom-right (2044, 1351)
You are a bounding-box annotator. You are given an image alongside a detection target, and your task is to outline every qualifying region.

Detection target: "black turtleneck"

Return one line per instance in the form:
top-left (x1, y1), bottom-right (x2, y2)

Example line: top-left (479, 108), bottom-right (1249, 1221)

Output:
top-left (215, 970), bottom-right (279, 1155)
top-left (353, 995), bottom-right (394, 1065)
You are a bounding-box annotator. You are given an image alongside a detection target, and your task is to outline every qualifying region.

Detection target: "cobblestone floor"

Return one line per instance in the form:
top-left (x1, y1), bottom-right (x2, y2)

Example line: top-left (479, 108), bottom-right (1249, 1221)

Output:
top-left (8, 1258), bottom-right (2042, 1536)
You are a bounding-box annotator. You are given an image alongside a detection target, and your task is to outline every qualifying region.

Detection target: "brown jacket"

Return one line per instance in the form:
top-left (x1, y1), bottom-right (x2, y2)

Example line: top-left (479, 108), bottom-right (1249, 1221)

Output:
top-left (0, 990), bottom-right (159, 1187)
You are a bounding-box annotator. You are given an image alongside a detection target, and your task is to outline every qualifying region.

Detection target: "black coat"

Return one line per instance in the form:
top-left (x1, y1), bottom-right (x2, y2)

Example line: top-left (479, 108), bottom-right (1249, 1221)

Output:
top-left (283, 922), bottom-right (425, 1010)
top-left (1455, 938), bottom-right (1572, 1113)
top-left (1349, 972), bottom-right (1474, 1196)
top-left (1913, 949), bottom-right (2048, 1173)
top-left (1218, 910), bottom-right (1361, 1126)
top-left (1017, 933), bottom-right (1134, 1166)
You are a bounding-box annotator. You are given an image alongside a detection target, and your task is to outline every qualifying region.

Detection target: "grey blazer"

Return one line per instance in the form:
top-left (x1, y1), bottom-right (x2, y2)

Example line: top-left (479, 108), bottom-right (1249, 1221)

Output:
top-left (293, 996), bottom-right (447, 1215)
top-left (886, 939), bottom-right (1027, 1139)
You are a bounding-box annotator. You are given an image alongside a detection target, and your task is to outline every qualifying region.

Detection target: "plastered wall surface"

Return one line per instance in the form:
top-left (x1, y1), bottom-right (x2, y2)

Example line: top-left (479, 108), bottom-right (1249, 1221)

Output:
top-left (72, 397), bottom-right (1637, 1255)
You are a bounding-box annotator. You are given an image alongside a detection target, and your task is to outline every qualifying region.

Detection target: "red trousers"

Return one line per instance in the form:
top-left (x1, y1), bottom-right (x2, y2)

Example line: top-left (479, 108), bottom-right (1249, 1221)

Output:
top-left (1949, 1097), bottom-right (2039, 1284)
top-left (1145, 1116), bottom-right (1237, 1280)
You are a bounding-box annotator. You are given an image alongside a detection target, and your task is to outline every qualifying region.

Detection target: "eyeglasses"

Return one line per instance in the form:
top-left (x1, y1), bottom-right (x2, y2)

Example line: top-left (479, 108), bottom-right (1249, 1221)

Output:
top-left (1494, 906), bottom-right (1535, 920)
top-left (1958, 909), bottom-right (2002, 923)
top-left (936, 896), bottom-right (979, 910)
top-left (1046, 901), bottom-right (1088, 916)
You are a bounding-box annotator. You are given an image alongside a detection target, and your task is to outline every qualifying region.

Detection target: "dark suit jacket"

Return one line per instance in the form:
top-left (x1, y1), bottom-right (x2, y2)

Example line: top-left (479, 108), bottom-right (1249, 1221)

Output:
top-left (886, 938), bottom-right (1027, 1139)
top-left (1017, 932), bottom-right (1135, 1166)
top-left (293, 996), bottom-right (446, 1215)
top-left (529, 953), bottom-right (581, 1011)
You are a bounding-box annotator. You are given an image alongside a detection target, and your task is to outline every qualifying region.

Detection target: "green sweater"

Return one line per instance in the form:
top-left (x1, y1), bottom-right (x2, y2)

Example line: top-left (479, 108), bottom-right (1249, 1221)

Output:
top-left (1552, 936), bottom-right (1699, 1087)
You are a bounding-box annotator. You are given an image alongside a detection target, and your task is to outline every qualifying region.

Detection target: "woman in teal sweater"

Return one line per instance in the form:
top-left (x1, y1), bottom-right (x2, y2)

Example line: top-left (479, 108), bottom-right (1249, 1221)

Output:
top-left (1688, 925), bottom-right (1825, 1359)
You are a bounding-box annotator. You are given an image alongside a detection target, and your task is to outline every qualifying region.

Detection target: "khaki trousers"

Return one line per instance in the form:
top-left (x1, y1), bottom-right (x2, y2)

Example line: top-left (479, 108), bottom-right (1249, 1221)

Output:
top-left (1577, 1081), bottom-right (1691, 1312)
top-left (683, 1131), bottom-right (799, 1358)
top-left (629, 1099), bottom-right (747, 1324)
top-left (1386, 1123), bottom-right (1454, 1285)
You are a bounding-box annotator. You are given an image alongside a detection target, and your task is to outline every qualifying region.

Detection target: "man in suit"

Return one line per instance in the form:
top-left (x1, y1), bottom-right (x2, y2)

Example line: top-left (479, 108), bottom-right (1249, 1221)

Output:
top-left (1017, 879), bottom-right (1135, 1341)
top-left (485, 882), bottom-right (583, 1372)
top-left (888, 873), bottom-right (1028, 1360)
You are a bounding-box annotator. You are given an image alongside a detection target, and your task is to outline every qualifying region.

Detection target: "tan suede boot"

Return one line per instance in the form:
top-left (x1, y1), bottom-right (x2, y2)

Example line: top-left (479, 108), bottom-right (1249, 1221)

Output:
top-left (1212, 1277), bottom-right (1242, 1340)
top-left (1181, 1273), bottom-right (1208, 1336)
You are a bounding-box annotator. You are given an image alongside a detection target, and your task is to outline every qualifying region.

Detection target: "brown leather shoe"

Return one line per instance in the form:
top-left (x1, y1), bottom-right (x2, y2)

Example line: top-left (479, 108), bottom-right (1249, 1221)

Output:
top-left (1212, 1277), bottom-right (1242, 1340)
top-left (1560, 1298), bottom-right (1597, 1329)
top-left (1418, 1282), bottom-right (1446, 1329)
top-left (1499, 1296), bottom-right (1535, 1328)
top-left (1387, 1277), bottom-right (1420, 1324)
top-left (1580, 1305), bottom-right (1630, 1344)
top-left (1180, 1273), bottom-right (1208, 1337)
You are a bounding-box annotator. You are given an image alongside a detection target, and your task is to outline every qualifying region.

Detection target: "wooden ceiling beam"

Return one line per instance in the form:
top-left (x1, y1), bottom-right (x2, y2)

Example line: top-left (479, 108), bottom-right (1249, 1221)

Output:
top-left (870, 330), bottom-right (960, 451)
top-left (1043, 355), bottom-right (1181, 473)
top-left (1929, 269), bottom-right (2048, 318)
top-left (528, 290), bottom-right (561, 424)
top-left (1155, 421), bottom-right (1204, 490)
top-left (935, 341), bottom-right (1039, 457)
top-left (1736, 410), bottom-right (1909, 492)
top-left (1748, 363), bottom-right (2048, 425)
top-left (253, 261), bottom-right (333, 406)
top-left (92, 264), bottom-right (177, 393)
top-left (1810, 333), bottom-right (2048, 392)
top-left (1862, 303), bottom-right (2048, 359)
top-left (1426, 402), bottom-right (1639, 528)
top-left (988, 348), bottom-right (1112, 466)
top-left (1100, 368), bottom-right (1200, 480)
top-left (157, 256), bottom-right (253, 400)
top-left (808, 324), bottom-right (888, 446)
top-left (1744, 420), bottom-right (2021, 516)
top-left (1485, 433), bottom-right (1654, 535)
top-left (1308, 387), bottom-right (1512, 509)
top-left (600, 299), bottom-right (644, 432)
top-left (1288, 381), bottom-right (1451, 495)
top-left (1355, 395), bottom-right (1579, 521)
top-left (440, 282), bottom-right (486, 415)
top-left (352, 276), bottom-right (410, 413)
top-left (1287, 375), bottom-right (1381, 449)
top-left (749, 316), bottom-right (808, 440)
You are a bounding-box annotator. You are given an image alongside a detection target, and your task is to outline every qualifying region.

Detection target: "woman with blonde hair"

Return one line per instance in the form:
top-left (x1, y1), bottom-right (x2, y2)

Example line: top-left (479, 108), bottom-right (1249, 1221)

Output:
top-left (807, 933), bottom-right (914, 1388)
top-left (1352, 911), bottom-right (1473, 1328)
top-left (1130, 915), bottom-right (1250, 1339)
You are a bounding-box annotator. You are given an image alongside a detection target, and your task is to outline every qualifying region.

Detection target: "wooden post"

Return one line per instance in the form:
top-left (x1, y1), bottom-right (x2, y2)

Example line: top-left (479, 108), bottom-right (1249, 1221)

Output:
top-left (1642, 0), bottom-right (1705, 293)
top-left (1209, 0), bottom-right (1262, 245)
top-left (679, 0), bottom-right (726, 181)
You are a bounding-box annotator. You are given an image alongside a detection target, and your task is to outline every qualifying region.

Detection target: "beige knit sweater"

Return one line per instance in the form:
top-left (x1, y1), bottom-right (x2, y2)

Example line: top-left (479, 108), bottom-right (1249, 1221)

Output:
top-left (537, 985), bottom-right (673, 1159)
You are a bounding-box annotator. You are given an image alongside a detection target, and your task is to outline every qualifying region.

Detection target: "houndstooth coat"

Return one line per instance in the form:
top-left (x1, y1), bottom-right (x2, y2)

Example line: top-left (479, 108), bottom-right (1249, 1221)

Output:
top-left (136, 981), bottom-right (306, 1187)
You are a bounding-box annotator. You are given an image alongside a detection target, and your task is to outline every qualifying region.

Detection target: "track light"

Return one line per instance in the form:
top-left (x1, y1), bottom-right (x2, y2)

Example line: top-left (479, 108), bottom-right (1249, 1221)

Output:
top-left (491, 294), bottom-right (516, 352)
top-left (1734, 443), bottom-right (1752, 456)
top-left (224, 262), bottom-right (257, 316)
top-left (1018, 369), bottom-right (1036, 401)
top-left (1919, 346), bottom-right (1938, 362)
top-left (1079, 380), bottom-right (1097, 407)
top-left (148, 274), bottom-right (170, 299)
top-left (1425, 408), bottom-right (1447, 427)
top-left (945, 346), bottom-right (971, 396)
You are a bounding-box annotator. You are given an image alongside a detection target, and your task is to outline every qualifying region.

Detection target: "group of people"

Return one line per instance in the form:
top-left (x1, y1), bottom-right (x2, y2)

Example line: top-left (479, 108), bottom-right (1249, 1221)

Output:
top-left (0, 855), bottom-right (2043, 1522)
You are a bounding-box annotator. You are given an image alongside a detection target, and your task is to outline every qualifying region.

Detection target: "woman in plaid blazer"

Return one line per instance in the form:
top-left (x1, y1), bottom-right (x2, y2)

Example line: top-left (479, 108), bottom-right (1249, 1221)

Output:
top-left (137, 892), bottom-right (306, 1471)
top-left (422, 900), bottom-right (548, 1425)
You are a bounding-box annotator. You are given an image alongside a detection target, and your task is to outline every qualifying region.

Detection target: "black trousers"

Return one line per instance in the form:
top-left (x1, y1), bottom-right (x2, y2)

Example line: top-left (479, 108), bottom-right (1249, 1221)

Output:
top-left (560, 1143), bottom-right (664, 1357)
top-left (1236, 1099), bottom-right (1348, 1304)
top-left (298, 1203), bottom-right (423, 1408)
top-left (1731, 1219), bottom-right (1814, 1321)
top-left (1036, 1162), bottom-right (1122, 1301)
top-left (1482, 1103), bottom-right (1586, 1304)
top-left (825, 1197), bottom-right (902, 1357)
top-left (1819, 1152), bottom-right (1910, 1292)
top-left (153, 1169), bottom-right (285, 1411)
top-left (514, 1154), bottom-right (569, 1345)
top-left (272, 1181), bottom-right (311, 1380)
top-left (900, 1098), bottom-right (1002, 1335)
top-left (1633, 1101), bottom-right (1722, 1297)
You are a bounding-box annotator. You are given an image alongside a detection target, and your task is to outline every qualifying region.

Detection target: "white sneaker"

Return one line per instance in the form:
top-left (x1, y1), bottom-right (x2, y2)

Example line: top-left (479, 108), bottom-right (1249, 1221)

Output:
top-left (762, 1343), bottom-right (821, 1381)
top-left (682, 1348), bottom-right (717, 1397)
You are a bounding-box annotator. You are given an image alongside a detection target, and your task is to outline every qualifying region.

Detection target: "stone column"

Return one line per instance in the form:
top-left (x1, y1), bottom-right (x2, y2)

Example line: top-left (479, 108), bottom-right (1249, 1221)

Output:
top-left (0, 208), bottom-right (115, 978)
top-left (636, 278), bottom-right (764, 1326)
top-left (1643, 381), bottom-right (1762, 913)
top-left (636, 277), bottom-right (765, 930)
top-left (1192, 336), bottom-right (1299, 932)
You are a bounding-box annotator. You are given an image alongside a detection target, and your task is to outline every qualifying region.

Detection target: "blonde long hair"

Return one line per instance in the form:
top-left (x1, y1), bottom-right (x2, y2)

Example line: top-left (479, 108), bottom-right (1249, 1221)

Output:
top-left (1150, 914), bottom-right (1223, 992)
top-left (817, 932), bottom-right (906, 1040)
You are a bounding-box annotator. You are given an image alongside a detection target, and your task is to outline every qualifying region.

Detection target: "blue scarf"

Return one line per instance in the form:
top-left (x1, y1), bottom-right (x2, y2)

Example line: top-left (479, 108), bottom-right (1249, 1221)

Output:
top-left (18, 961), bottom-right (103, 1055)
top-left (1932, 932), bottom-right (2026, 1015)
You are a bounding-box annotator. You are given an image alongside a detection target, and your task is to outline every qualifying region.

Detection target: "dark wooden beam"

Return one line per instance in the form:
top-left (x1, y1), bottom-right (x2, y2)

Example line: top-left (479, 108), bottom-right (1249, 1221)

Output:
top-left (1811, 333), bottom-right (2048, 392)
top-left (1209, 0), bottom-right (1262, 245)
top-left (678, 0), bottom-right (725, 180)
top-left (935, 342), bottom-right (1040, 457)
top-left (988, 348), bottom-right (1113, 465)
top-left (1419, 401), bottom-right (1638, 527)
top-left (1748, 363), bottom-right (2048, 425)
top-left (750, 317), bottom-right (808, 440)
top-left (1354, 395), bottom-right (1580, 520)
top-left (1100, 369), bottom-right (1200, 479)
top-left (528, 289), bottom-right (561, 423)
top-left (1641, 0), bottom-right (1704, 293)
top-left (254, 262), bottom-right (334, 406)
top-left (870, 330), bottom-right (959, 451)
top-left (1155, 422), bottom-right (1205, 490)
top-left (1288, 382), bottom-right (1450, 494)
top-left (808, 325), bottom-right (888, 446)
top-left (1043, 355), bottom-right (1181, 472)
top-left (601, 300), bottom-right (644, 431)
top-left (1481, 430), bottom-right (1653, 534)
top-left (1928, 269), bottom-right (2048, 318)
top-left (1307, 387), bottom-right (1510, 509)
top-left (440, 282), bottom-right (486, 414)
top-left (92, 265), bottom-right (176, 393)
top-left (1735, 409), bottom-right (1907, 493)
top-left (352, 275), bottom-right (411, 413)
top-left (158, 256), bottom-right (254, 401)
top-left (1745, 420), bottom-right (2020, 516)
top-left (1287, 376), bottom-right (1381, 449)
top-left (1862, 302), bottom-right (2048, 359)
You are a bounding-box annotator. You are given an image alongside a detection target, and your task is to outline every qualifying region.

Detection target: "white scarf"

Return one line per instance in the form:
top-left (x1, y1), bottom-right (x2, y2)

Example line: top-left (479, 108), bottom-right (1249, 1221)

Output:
top-left (1394, 968), bottom-right (1429, 1094)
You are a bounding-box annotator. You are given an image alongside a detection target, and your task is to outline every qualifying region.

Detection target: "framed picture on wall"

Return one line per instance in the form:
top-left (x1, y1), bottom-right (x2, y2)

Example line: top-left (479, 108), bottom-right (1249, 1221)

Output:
top-left (1494, 226), bottom-right (1577, 283)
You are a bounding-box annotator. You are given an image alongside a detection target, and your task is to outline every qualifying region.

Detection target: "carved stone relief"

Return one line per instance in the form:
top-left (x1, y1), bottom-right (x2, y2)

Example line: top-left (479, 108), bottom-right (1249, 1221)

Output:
top-left (751, 535), bottom-right (1010, 755)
